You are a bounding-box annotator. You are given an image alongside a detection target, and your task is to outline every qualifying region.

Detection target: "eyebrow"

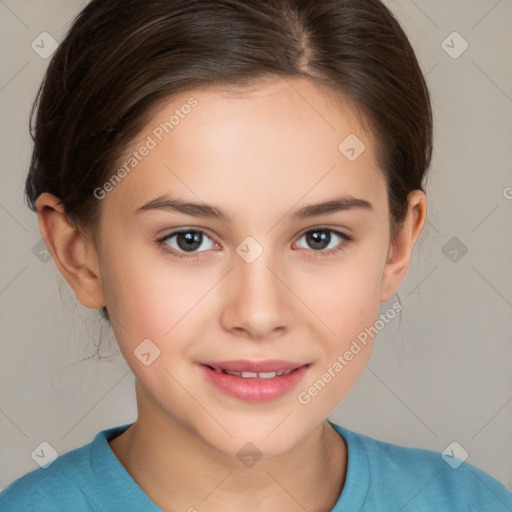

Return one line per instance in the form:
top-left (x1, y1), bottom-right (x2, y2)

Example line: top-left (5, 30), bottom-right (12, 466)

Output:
top-left (134, 195), bottom-right (373, 222)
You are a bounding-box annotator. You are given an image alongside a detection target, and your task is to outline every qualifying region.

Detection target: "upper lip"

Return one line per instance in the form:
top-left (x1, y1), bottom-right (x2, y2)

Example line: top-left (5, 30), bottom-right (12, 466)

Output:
top-left (200, 360), bottom-right (309, 373)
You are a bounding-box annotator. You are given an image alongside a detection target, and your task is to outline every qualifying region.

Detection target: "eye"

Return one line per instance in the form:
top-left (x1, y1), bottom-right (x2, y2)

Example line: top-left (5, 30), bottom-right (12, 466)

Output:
top-left (158, 228), bottom-right (217, 257)
top-left (295, 228), bottom-right (351, 254)
top-left (157, 226), bottom-right (352, 261)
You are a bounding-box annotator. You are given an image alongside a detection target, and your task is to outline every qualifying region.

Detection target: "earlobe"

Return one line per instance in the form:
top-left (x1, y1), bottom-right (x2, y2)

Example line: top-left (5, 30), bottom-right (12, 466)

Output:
top-left (379, 190), bottom-right (427, 303)
top-left (35, 192), bottom-right (106, 310)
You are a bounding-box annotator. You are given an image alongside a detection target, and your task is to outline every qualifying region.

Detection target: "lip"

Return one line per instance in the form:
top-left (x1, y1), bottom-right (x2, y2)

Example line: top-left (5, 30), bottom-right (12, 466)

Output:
top-left (197, 361), bottom-right (310, 403)
top-left (199, 359), bottom-right (307, 373)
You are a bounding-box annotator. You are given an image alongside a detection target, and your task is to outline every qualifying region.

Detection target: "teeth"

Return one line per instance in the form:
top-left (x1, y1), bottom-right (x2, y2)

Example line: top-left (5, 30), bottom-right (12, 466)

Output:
top-left (219, 368), bottom-right (294, 379)
top-left (241, 371), bottom-right (260, 378)
top-left (222, 369), bottom-right (241, 376)
top-left (257, 371), bottom-right (280, 379)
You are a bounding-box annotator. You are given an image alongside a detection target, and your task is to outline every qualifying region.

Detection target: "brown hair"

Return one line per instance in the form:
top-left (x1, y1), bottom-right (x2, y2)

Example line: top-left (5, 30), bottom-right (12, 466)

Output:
top-left (25, 0), bottom-right (433, 323)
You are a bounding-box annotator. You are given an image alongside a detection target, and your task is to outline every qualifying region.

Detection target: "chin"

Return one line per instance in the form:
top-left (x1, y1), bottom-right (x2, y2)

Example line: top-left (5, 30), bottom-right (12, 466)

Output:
top-left (195, 420), bottom-right (307, 461)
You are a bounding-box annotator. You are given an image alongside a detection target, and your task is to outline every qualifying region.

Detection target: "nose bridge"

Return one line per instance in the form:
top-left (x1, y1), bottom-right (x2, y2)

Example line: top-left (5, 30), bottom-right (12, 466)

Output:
top-left (234, 234), bottom-right (278, 287)
top-left (220, 241), bottom-right (291, 338)
top-left (237, 251), bottom-right (277, 298)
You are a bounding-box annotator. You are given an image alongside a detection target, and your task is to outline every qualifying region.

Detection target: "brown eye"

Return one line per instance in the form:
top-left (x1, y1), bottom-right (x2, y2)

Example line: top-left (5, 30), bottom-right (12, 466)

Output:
top-left (305, 230), bottom-right (331, 250)
top-left (175, 231), bottom-right (203, 252)
top-left (296, 228), bottom-right (350, 252)
top-left (160, 229), bottom-right (216, 255)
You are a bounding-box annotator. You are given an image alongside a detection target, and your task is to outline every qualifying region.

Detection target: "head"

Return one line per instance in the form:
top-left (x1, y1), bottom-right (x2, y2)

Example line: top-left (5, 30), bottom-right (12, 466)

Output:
top-left (28, 0), bottom-right (431, 457)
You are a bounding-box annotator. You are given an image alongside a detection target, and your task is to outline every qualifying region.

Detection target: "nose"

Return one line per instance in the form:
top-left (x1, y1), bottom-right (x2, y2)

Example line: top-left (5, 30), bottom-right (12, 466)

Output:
top-left (220, 251), bottom-right (292, 340)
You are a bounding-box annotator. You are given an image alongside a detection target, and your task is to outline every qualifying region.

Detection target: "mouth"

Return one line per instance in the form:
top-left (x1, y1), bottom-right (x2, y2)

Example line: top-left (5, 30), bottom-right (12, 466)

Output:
top-left (197, 360), bottom-right (311, 402)
top-left (200, 359), bottom-right (308, 376)
top-left (207, 367), bottom-right (296, 379)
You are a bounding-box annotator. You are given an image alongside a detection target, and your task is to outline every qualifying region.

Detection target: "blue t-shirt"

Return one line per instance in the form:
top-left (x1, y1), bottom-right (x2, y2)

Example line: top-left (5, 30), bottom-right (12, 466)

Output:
top-left (1, 421), bottom-right (511, 511)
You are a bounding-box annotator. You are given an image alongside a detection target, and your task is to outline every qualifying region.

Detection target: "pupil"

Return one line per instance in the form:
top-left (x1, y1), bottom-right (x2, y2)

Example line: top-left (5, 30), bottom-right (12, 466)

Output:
top-left (307, 230), bottom-right (330, 250)
top-left (177, 232), bottom-right (202, 251)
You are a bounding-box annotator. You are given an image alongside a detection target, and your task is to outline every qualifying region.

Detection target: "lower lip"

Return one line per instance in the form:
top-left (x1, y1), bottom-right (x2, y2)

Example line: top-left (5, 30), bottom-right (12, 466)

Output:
top-left (198, 364), bottom-right (309, 403)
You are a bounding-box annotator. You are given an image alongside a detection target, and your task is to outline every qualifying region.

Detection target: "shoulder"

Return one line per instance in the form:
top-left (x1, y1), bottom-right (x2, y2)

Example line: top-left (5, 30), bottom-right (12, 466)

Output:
top-left (331, 422), bottom-right (512, 511)
top-left (0, 424), bottom-right (133, 512)
top-left (0, 441), bottom-right (96, 511)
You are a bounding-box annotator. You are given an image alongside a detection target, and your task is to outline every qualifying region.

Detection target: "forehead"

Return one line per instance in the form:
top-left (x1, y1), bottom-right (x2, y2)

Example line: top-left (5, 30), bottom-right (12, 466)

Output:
top-left (103, 77), bottom-right (386, 222)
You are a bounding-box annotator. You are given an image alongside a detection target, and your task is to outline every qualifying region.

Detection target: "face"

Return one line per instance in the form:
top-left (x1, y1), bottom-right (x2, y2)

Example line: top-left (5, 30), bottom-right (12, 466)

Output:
top-left (91, 78), bottom-right (395, 457)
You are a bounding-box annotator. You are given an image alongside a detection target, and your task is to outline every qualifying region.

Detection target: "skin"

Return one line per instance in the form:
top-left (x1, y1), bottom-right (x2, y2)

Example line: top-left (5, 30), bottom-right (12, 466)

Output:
top-left (35, 77), bottom-right (426, 512)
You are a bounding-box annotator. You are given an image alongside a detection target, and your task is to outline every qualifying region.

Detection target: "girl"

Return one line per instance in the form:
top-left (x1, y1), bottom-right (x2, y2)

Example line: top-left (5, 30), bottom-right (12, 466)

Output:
top-left (1, 0), bottom-right (511, 510)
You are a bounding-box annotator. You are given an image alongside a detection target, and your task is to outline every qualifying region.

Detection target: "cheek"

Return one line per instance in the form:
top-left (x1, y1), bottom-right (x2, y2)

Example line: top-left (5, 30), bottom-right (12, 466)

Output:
top-left (98, 256), bottom-right (206, 404)
top-left (301, 247), bottom-right (385, 338)
top-left (99, 247), bottom-right (217, 353)
top-left (293, 248), bottom-right (385, 407)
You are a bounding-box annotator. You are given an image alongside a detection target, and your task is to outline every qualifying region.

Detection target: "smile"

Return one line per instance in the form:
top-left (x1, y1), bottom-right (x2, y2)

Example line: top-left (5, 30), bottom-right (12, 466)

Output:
top-left (197, 360), bottom-right (311, 402)
top-left (212, 368), bottom-right (295, 379)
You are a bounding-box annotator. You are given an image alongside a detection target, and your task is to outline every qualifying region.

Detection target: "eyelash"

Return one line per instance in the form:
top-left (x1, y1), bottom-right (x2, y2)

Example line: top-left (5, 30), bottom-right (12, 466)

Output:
top-left (156, 226), bottom-right (353, 261)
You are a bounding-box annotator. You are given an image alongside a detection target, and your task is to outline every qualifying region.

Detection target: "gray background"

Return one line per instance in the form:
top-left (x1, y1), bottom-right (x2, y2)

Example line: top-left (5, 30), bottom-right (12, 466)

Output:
top-left (1, 0), bottom-right (511, 493)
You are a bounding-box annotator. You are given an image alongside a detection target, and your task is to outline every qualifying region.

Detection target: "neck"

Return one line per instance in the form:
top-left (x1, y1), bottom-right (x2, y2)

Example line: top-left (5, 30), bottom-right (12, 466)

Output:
top-left (109, 383), bottom-right (347, 512)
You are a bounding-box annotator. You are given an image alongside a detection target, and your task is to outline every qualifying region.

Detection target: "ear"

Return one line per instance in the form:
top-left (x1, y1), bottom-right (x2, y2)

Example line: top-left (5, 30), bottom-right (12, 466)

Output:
top-left (35, 192), bottom-right (106, 310)
top-left (379, 190), bottom-right (427, 303)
